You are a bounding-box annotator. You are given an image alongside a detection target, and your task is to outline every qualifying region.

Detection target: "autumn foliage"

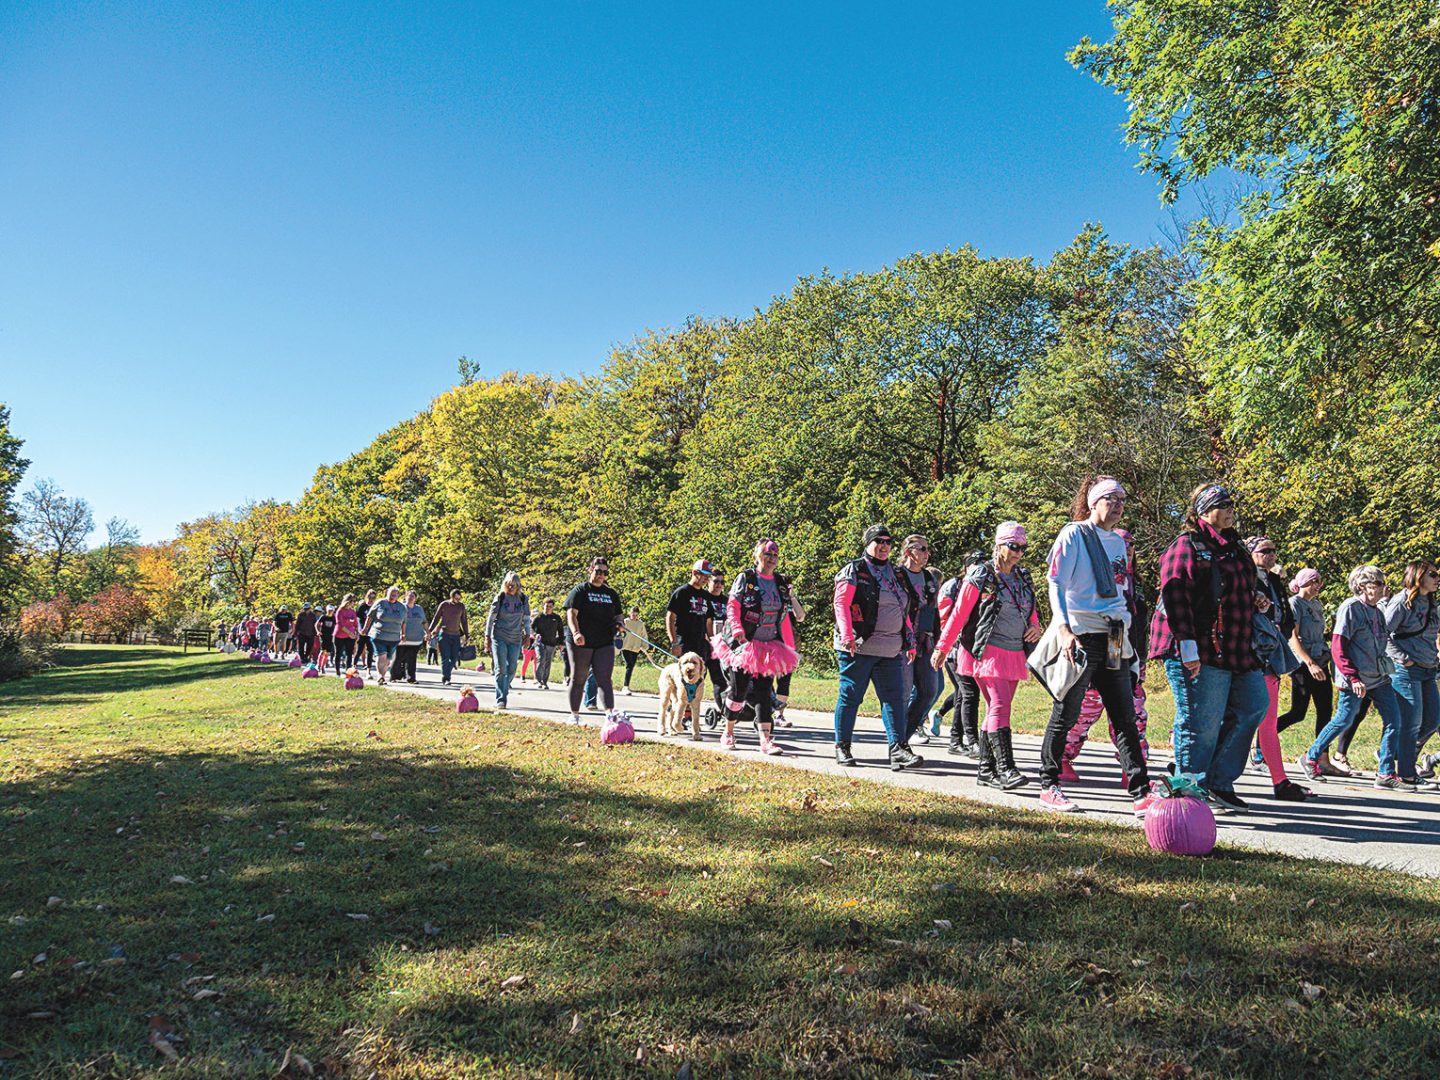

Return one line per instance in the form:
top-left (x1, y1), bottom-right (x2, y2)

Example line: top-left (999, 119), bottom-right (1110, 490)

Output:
top-left (19, 596), bottom-right (72, 639)
top-left (75, 585), bottom-right (151, 642)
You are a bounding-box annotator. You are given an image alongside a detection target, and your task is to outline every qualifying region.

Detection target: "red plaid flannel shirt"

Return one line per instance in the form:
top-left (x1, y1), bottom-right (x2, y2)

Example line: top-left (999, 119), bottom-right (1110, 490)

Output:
top-left (1148, 521), bottom-right (1259, 672)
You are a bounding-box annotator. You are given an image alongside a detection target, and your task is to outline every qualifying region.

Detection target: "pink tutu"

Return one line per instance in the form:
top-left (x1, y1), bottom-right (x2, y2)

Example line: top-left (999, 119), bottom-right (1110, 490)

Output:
top-left (958, 644), bottom-right (1029, 682)
top-left (711, 634), bottom-right (798, 677)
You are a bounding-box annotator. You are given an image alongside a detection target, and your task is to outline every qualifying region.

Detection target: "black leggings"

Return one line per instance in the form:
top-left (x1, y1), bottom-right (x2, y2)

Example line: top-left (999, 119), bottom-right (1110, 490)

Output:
top-left (1040, 633), bottom-right (1149, 796)
top-left (727, 668), bottom-right (775, 727)
top-left (776, 672), bottom-right (792, 699)
top-left (354, 636), bottom-right (373, 671)
top-left (334, 637), bottom-right (355, 674)
top-left (567, 644), bottom-right (615, 713)
top-left (706, 655), bottom-right (728, 708)
top-left (393, 644), bottom-right (421, 682)
top-left (297, 634), bottom-right (316, 663)
top-left (1276, 664), bottom-right (1333, 738)
top-left (622, 649), bottom-right (640, 687)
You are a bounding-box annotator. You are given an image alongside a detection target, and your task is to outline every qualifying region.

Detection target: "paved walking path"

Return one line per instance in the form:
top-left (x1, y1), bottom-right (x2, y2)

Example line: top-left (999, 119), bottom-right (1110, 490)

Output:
top-left (370, 660), bottom-right (1440, 879)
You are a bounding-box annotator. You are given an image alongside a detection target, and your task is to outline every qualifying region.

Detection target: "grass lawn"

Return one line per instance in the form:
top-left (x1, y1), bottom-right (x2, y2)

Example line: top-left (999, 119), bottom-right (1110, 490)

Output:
top-left (2, 646), bottom-right (1436, 1078)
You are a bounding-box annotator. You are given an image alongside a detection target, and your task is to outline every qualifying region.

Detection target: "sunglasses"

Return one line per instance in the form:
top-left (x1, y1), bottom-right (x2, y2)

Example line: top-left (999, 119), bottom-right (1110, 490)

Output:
top-left (1256, 548), bottom-right (1277, 555)
top-left (592, 568), bottom-right (609, 576)
top-left (872, 538), bottom-right (893, 545)
top-left (1003, 542), bottom-right (1027, 552)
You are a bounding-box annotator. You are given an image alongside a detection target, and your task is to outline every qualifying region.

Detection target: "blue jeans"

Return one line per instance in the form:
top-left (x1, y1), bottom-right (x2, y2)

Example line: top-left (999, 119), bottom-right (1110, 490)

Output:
top-left (905, 653), bottom-right (941, 740)
top-left (1388, 667), bottom-right (1437, 776)
top-left (438, 632), bottom-right (462, 683)
top-left (1166, 660), bottom-right (1268, 793)
top-left (1310, 680), bottom-right (1404, 773)
top-left (832, 651), bottom-right (908, 748)
top-left (492, 639), bottom-right (521, 705)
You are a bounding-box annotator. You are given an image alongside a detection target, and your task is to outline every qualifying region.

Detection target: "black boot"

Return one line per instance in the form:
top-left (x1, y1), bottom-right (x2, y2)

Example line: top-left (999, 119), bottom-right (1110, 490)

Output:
top-left (889, 743), bottom-right (922, 771)
top-left (976, 731), bottom-right (1000, 787)
top-left (947, 721), bottom-right (964, 756)
top-left (835, 742), bottom-right (857, 767)
top-left (990, 727), bottom-right (1028, 790)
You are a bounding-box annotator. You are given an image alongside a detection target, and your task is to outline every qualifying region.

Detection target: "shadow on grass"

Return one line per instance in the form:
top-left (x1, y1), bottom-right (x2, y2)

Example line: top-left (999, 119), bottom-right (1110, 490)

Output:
top-left (4, 729), bottom-right (1440, 1077)
top-left (0, 648), bottom-right (282, 709)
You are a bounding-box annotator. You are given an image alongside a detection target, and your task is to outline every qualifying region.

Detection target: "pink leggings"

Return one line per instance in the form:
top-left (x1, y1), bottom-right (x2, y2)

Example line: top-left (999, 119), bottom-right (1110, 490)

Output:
top-left (1255, 674), bottom-right (1286, 785)
top-left (1063, 671), bottom-right (1150, 764)
top-left (975, 675), bottom-right (1018, 733)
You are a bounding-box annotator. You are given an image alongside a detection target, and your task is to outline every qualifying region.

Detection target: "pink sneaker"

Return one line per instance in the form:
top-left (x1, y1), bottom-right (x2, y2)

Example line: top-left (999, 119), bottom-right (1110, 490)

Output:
top-left (1131, 789), bottom-right (1161, 817)
top-left (1057, 759), bottom-right (1081, 783)
top-left (720, 732), bottom-right (738, 751)
top-left (759, 736), bottom-right (783, 756)
top-left (1040, 786), bottom-right (1081, 813)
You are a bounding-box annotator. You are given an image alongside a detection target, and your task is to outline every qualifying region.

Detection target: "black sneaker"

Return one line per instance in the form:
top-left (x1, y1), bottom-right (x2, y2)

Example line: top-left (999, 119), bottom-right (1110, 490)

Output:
top-left (1208, 788), bottom-right (1249, 813)
top-left (889, 745), bottom-right (923, 771)
top-left (835, 743), bottom-right (857, 767)
top-left (1273, 779), bottom-right (1310, 802)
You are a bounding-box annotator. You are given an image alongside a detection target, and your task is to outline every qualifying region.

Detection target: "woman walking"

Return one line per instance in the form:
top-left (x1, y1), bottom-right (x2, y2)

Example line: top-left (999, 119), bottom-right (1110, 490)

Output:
top-left (334, 593), bottom-right (360, 675)
top-left (486, 573), bottom-right (532, 708)
top-left (899, 536), bottom-right (943, 747)
top-left (931, 552), bottom-right (985, 757)
top-left (1149, 483), bottom-right (1268, 813)
top-left (394, 590), bottom-right (427, 684)
top-left (1244, 536), bottom-right (1312, 801)
top-left (564, 560), bottom-right (625, 723)
top-left (361, 586), bottom-right (407, 685)
top-left (1275, 569), bottom-right (1337, 767)
top-left (1385, 560), bottom-right (1439, 780)
top-left (713, 539), bottom-right (799, 754)
top-left (1058, 527), bottom-right (1151, 785)
top-left (932, 522), bottom-right (1040, 789)
top-left (832, 524), bottom-right (921, 771)
top-left (354, 589), bottom-right (377, 674)
top-left (1300, 566), bottom-right (1412, 788)
top-left (1039, 477), bottom-right (1155, 815)
top-left (619, 608), bottom-right (647, 695)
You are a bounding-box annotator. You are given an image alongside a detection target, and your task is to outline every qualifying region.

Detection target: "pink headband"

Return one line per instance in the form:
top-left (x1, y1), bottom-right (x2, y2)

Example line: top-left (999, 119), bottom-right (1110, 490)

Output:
top-left (1087, 478), bottom-right (1126, 509)
top-left (995, 521), bottom-right (1027, 546)
top-left (1289, 567), bottom-right (1321, 594)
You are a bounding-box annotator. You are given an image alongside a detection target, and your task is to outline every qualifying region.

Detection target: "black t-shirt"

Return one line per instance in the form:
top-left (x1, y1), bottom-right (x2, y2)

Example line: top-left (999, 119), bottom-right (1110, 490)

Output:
top-left (318, 614), bottom-right (336, 639)
top-left (531, 612), bottom-right (564, 647)
top-left (273, 612), bottom-right (294, 632)
top-left (668, 585), bottom-right (714, 646)
top-left (709, 593), bottom-right (728, 628)
top-left (564, 583), bottom-right (623, 646)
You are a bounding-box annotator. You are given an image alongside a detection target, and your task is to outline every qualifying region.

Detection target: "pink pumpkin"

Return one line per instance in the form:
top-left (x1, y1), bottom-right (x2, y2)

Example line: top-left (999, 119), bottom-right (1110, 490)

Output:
top-left (344, 675), bottom-right (364, 690)
top-left (301, 666), bottom-right (321, 679)
top-left (288, 656), bottom-right (303, 669)
top-left (248, 649), bottom-right (261, 659)
top-left (259, 652), bottom-right (272, 663)
top-left (600, 710), bottom-right (635, 745)
top-left (1143, 795), bottom-right (1216, 856)
top-left (457, 689), bottom-right (479, 714)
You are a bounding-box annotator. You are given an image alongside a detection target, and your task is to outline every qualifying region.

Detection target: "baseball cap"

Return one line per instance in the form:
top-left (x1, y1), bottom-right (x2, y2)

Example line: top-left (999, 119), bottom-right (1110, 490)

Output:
top-left (691, 559), bottom-right (715, 576)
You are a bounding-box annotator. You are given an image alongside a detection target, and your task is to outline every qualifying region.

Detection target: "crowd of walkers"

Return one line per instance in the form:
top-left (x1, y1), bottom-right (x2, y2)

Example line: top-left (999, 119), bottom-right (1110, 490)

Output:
top-left (219, 474), bottom-right (1440, 820)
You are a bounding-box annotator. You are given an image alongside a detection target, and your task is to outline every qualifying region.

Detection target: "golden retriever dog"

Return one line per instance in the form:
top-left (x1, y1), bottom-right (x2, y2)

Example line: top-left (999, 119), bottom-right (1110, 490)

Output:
top-left (657, 652), bottom-right (707, 739)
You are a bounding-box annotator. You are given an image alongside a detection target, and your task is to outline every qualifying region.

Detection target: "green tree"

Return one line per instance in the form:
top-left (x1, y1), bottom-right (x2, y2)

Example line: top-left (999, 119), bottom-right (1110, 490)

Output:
top-left (0, 405), bottom-right (29, 615)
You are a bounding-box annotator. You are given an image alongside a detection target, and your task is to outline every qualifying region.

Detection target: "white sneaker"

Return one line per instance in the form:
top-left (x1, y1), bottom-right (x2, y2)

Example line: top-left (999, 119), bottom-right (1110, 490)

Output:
top-left (621, 687), bottom-right (633, 696)
top-left (569, 713), bottom-right (581, 725)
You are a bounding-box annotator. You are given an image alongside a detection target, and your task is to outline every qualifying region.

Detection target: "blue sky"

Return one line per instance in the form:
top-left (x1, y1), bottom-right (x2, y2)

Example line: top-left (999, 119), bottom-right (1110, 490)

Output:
top-left (2, 1), bottom-right (1183, 542)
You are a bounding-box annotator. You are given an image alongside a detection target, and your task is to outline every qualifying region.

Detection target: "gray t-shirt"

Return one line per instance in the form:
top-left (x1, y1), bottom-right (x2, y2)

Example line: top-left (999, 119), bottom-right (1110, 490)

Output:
top-left (1333, 597), bottom-right (1390, 689)
top-left (368, 599), bottom-right (407, 643)
top-left (1289, 595), bottom-right (1328, 664)
top-left (401, 603), bottom-right (427, 644)
top-left (1384, 593), bottom-right (1439, 671)
top-left (965, 565), bottom-right (1030, 653)
top-left (487, 592), bottom-right (533, 645)
top-left (860, 561), bottom-right (907, 658)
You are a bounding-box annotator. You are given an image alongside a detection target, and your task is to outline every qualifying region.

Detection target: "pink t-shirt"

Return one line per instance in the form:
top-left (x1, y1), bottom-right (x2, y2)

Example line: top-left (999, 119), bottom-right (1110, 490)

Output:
top-left (334, 607), bottom-right (360, 639)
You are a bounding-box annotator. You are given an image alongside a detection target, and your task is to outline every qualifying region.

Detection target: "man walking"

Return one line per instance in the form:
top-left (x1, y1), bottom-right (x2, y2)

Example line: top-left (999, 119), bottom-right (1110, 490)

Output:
top-left (531, 598), bottom-right (565, 690)
top-left (429, 589), bottom-right (470, 686)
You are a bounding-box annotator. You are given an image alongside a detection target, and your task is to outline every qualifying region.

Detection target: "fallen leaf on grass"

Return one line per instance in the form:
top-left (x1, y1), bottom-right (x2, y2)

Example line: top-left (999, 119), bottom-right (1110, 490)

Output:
top-left (933, 919), bottom-right (953, 930)
top-left (811, 856), bottom-right (834, 868)
top-left (931, 882), bottom-right (957, 895)
top-left (1178, 902), bottom-right (1195, 913)
top-left (569, 1012), bottom-right (584, 1034)
top-left (833, 963), bottom-right (858, 976)
top-left (500, 975), bottom-right (528, 990)
top-left (256, 914), bottom-right (275, 924)
top-left (369, 832), bottom-right (387, 842)
top-left (1301, 981), bottom-right (1325, 1002)
top-left (179, 952), bottom-right (201, 963)
top-left (423, 922), bottom-right (441, 937)
top-left (46, 897), bottom-right (63, 909)
top-left (839, 898), bottom-right (862, 909)
top-left (345, 913), bottom-right (370, 922)
top-left (902, 999), bottom-right (932, 1018)
top-left (277, 1047), bottom-right (315, 1077)
top-left (148, 1029), bottom-right (179, 1062)
top-left (191, 988), bottom-right (222, 1001)
top-left (169, 875), bottom-right (195, 885)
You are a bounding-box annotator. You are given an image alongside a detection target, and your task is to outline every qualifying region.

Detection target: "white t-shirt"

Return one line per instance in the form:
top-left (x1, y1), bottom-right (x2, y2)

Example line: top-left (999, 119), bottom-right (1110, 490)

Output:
top-left (1047, 522), bottom-right (1131, 636)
